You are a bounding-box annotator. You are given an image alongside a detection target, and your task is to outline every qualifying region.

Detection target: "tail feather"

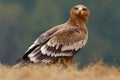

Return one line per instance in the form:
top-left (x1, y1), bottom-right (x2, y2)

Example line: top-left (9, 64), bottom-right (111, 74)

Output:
top-left (13, 59), bottom-right (29, 68)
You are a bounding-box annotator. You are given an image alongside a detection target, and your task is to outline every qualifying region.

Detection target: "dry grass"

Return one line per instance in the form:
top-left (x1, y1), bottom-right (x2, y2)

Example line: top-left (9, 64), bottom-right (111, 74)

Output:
top-left (0, 62), bottom-right (120, 80)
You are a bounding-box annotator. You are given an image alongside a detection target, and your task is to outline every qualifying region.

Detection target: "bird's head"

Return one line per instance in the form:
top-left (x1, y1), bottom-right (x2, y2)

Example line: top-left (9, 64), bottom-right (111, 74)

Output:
top-left (70, 5), bottom-right (90, 22)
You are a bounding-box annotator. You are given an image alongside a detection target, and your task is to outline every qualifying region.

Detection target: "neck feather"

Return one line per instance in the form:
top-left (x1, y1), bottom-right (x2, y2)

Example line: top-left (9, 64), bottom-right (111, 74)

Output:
top-left (67, 17), bottom-right (88, 34)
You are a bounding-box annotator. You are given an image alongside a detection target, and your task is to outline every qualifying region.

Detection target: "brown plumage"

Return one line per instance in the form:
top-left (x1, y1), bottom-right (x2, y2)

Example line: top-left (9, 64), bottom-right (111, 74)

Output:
top-left (13, 5), bottom-right (90, 67)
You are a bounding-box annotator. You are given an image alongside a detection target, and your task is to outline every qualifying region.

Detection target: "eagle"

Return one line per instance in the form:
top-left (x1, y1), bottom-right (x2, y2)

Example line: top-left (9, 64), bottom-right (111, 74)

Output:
top-left (14, 5), bottom-right (90, 67)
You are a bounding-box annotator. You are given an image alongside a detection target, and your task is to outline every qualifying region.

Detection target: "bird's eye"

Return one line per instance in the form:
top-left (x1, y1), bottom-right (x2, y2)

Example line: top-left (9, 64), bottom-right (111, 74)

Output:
top-left (82, 8), bottom-right (87, 11)
top-left (74, 7), bottom-right (78, 10)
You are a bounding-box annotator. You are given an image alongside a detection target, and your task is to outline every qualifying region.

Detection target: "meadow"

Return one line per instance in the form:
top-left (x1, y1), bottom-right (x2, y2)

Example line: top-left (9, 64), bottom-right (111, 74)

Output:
top-left (0, 62), bottom-right (120, 80)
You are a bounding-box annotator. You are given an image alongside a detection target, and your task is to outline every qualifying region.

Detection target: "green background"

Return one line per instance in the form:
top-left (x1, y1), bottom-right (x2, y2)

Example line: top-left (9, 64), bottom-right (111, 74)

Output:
top-left (0, 0), bottom-right (119, 67)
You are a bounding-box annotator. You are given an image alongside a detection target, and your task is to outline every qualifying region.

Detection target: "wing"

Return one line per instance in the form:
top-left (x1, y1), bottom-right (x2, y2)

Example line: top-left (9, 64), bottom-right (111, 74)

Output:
top-left (41, 27), bottom-right (87, 56)
top-left (27, 26), bottom-right (88, 63)
top-left (22, 25), bottom-right (61, 61)
top-left (23, 23), bottom-right (87, 63)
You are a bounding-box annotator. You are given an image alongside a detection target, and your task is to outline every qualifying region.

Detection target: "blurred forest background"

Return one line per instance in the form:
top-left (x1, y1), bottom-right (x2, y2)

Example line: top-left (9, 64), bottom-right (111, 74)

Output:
top-left (0, 0), bottom-right (119, 67)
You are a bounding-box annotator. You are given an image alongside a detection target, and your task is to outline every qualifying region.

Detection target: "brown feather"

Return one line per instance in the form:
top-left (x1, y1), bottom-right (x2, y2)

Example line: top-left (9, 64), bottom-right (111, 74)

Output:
top-left (14, 4), bottom-right (90, 68)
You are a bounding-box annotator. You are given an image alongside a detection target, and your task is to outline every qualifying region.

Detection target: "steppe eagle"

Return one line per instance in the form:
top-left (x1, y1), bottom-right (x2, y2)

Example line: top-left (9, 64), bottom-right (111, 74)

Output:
top-left (14, 5), bottom-right (90, 67)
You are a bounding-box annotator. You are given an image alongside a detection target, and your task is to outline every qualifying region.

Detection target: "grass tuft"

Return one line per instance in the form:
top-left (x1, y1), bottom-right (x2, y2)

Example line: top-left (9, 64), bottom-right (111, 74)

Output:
top-left (0, 62), bottom-right (120, 80)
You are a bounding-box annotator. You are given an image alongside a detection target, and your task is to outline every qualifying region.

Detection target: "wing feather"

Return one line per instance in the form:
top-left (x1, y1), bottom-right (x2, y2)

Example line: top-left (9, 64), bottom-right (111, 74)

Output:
top-left (23, 24), bottom-right (88, 63)
top-left (22, 26), bottom-right (61, 62)
top-left (39, 27), bottom-right (88, 58)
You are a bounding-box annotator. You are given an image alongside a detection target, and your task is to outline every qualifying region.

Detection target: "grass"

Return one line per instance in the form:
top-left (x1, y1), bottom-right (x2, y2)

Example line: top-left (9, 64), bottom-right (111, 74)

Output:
top-left (0, 62), bottom-right (120, 80)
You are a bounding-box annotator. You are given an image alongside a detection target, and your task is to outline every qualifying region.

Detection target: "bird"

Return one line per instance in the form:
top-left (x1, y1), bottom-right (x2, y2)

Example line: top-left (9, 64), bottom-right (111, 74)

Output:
top-left (13, 5), bottom-right (90, 68)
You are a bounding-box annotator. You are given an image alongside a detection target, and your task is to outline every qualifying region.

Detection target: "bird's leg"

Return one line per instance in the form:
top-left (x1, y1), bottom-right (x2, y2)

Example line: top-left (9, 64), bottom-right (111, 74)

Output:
top-left (56, 56), bottom-right (74, 68)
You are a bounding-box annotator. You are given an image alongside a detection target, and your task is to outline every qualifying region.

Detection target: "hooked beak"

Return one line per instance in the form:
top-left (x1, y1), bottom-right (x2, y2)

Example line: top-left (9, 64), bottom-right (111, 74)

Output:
top-left (78, 8), bottom-right (85, 15)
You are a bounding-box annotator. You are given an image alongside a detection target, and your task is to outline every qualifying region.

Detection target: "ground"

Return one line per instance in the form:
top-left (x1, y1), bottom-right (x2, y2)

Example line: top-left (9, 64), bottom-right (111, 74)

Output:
top-left (0, 62), bottom-right (120, 80)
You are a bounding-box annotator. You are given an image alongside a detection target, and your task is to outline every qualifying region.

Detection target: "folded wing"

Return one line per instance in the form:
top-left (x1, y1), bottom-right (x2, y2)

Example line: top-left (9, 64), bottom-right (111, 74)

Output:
top-left (26, 26), bottom-right (88, 63)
